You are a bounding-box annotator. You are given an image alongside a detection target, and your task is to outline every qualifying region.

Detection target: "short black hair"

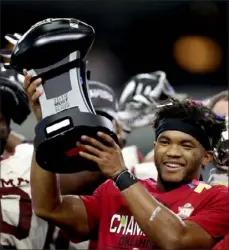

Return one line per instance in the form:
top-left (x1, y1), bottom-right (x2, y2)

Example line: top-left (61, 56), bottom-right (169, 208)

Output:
top-left (153, 99), bottom-right (226, 150)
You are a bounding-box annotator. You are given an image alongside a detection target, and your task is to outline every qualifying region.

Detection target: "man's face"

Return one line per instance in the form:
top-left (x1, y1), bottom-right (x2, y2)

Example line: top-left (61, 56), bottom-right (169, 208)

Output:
top-left (212, 100), bottom-right (228, 117)
top-left (154, 130), bottom-right (211, 184)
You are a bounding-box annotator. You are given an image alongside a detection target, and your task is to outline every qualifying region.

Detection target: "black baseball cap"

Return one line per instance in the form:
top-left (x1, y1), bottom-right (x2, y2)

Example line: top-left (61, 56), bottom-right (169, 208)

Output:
top-left (88, 80), bottom-right (118, 121)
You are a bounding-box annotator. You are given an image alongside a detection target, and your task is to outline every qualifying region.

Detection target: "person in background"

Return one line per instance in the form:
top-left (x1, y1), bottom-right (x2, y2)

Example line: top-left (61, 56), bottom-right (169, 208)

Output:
top-left (0, 65), bottom-right (49, 249)
top-left (0, 63), bottom-right (31, 158)
top-left (89, 80), bottom-right (144, 167)
top-left (0, 34), bottom-right (30, 154)
top-left (204, 90), bottom-right (228, 186)
top-left (0, 65), bottom-right (76, 249)
top-left (29, 95), bottom-right (228, 250)
top-left (0, 34), bottom-right (35, 154)
top-left (88, 80), bottom-right (126, 148)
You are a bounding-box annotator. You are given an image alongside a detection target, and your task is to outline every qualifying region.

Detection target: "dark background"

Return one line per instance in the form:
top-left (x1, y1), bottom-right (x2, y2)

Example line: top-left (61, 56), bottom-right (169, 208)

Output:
top-left (1, 0), bottom-right (228, 153)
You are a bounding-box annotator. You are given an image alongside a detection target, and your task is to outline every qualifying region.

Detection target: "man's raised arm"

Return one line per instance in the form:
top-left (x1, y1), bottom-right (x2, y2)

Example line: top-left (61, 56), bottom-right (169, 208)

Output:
top-left (30, 152), bottom-right (90, 238)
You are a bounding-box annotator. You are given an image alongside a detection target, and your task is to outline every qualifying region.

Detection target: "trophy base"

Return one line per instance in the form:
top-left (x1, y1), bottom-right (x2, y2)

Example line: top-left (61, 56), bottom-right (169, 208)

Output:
top-left (34, 108), bottom-right (118, 173)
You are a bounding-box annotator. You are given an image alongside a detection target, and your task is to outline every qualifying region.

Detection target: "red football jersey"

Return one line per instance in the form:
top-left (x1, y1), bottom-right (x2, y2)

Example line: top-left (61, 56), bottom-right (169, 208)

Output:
top-left (80, 179), bottom-right (228, 250)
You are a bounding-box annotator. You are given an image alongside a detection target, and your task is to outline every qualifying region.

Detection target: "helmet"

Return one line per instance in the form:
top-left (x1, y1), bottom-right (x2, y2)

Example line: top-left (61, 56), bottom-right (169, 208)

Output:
top-left (0, 33), bottom-right (30, 125)
top-left (0, 63), bottom-right (31, 125)
top-left (88, 80), bottom-right (118, 121)
top-left (213, 116), bottom-right (229, 169)
top-left (118, 71), bottom-right (188, 130)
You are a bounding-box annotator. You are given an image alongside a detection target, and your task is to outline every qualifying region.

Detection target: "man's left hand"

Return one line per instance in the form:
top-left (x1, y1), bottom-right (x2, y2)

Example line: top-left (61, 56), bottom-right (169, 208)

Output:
top-left (79, 132), bottom-right (127, 178)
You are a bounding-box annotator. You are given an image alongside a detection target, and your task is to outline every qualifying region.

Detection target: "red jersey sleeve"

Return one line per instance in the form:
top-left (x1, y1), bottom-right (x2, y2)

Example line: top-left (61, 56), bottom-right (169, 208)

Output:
top-left (188, 186), bottom-right (229, 240)
top-left (79, 181), bottom-right (106, 231)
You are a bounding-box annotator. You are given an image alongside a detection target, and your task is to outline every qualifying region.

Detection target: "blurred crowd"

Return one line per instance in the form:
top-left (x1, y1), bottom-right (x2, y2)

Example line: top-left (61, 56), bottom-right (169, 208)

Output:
top-left (0, 18), bottom-right (228, 250)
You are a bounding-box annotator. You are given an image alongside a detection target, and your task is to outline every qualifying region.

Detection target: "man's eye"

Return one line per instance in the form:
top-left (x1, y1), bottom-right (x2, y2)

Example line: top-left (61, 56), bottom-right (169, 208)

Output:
top-left (183, 144), bottom-right (193, 149)
top-left (159, 140), bottom-right (169, 145)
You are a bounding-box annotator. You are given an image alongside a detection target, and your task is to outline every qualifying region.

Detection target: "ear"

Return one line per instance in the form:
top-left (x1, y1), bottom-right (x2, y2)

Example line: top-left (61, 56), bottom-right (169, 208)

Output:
top-left (154, 141), bottom-right (157, 148)
top-left (201, 151), bottom-right (213, 167)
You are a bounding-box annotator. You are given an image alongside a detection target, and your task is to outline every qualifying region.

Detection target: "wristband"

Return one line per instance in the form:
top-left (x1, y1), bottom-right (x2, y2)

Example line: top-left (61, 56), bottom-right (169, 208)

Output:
top-left (113, 169), bottom-right (138, 191)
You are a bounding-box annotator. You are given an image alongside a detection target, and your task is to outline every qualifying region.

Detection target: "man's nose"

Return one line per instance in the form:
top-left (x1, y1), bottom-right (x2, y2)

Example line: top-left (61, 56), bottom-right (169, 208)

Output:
top-left (166, 144), bottom-right (182, 158)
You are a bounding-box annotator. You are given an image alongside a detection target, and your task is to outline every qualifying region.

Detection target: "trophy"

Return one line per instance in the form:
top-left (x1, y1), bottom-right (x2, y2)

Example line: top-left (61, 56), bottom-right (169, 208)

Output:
top-left (9, 18), bottom-right (118, 173)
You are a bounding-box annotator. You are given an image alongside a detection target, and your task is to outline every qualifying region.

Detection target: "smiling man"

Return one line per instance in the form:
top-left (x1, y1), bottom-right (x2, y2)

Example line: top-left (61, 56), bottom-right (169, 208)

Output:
top-left (30, 98), bottom-right (228, 249)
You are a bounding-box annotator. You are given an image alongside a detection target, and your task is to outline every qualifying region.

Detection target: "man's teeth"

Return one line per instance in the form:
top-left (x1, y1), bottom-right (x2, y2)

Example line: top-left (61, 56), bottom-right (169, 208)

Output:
top-left (166, 163), bottom-right (182, 168)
